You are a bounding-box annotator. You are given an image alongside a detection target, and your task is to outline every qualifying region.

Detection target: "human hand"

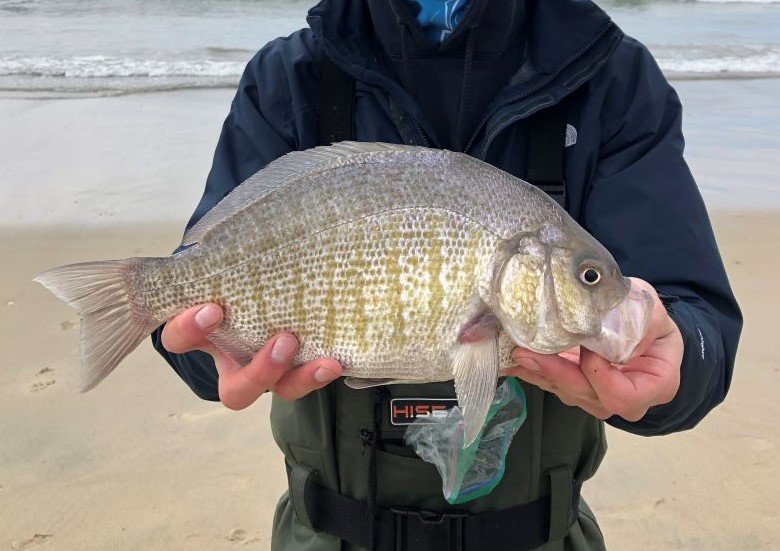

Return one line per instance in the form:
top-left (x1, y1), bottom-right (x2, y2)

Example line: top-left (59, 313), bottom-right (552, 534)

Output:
top-left (161, 303), bottom-right (342, 410)
top-left (509, 278), bottom-right (683, 422)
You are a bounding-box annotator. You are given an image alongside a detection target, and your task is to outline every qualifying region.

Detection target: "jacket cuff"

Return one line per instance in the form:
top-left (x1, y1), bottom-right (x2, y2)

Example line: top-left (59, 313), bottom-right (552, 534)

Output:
top-left (607, 297), bottom-right (724, 436)
top-left (150, 325), bottom-right (221, 402)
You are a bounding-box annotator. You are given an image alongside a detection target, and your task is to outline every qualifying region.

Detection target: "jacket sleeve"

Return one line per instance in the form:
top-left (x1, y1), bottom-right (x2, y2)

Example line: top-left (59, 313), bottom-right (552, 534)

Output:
top-left (584, 39), bottom-right (742, 435)
top-left (150, 44), bottom-right (314, 400)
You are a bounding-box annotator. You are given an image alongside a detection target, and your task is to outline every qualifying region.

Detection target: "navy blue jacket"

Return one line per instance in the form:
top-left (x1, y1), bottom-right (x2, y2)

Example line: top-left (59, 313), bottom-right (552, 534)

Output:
top-left (152, 0), bottom-right (742, 436)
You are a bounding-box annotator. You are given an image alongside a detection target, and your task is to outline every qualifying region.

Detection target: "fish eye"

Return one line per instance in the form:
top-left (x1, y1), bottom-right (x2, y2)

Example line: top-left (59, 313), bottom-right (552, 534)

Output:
top-left (579, 267), bottom-right (602, 286)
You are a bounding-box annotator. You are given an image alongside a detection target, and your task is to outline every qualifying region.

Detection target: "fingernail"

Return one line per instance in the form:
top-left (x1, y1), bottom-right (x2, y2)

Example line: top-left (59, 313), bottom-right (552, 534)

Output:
top-left (195, 304), bottom-right (221, 329)
top-left (518, 358), bottom-right (541, 372)
top-left (314, 366), bottom-right (339, 383)
top-left (270, 334), bottom-right (298, 364)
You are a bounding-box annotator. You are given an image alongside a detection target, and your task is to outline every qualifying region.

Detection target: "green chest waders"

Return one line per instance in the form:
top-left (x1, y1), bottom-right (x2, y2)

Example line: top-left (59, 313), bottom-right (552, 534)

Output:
top-left (269, 55), bottom-right (608, 551)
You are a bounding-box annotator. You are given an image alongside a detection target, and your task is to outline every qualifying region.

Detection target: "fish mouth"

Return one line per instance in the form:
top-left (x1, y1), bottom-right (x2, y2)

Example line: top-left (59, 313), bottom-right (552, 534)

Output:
top-left (580, 281), bottom-right (653, 364)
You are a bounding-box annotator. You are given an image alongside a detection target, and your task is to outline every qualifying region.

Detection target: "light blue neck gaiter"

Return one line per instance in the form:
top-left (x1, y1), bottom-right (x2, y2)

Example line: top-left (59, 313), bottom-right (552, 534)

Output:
top-left (408, 0), bottom-right (472, 44)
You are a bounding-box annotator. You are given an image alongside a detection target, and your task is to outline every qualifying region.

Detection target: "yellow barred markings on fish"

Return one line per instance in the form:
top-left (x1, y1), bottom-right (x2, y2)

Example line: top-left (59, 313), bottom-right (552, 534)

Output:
top-left (34, 142), bottom-right (652, 447)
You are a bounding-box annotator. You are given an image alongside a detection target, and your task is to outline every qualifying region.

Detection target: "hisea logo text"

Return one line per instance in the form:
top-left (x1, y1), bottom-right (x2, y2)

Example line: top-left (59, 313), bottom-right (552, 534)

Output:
top-left (390, 398), bottom-right (458, 425)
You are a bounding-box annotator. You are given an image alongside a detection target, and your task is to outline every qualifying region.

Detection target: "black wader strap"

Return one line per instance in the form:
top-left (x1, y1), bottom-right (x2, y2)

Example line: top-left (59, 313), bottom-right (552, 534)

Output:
top-left (318, 54), bottom-right (355, 146)
top-left (526, 100), bottom-right (568, 209)
top-left (286, 461), bottom-right (579, 551)
top-left (289, 463), bottom-right (316, 531)
top-left (286, 463), bottom-right (376, 545)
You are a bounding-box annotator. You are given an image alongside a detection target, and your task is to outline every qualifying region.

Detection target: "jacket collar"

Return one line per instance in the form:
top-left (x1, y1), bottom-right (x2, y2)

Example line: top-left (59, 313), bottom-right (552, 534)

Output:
top-left (368, 0), bottom-right (516, 57)
top-left (307, 0), bottom-right (621, 152)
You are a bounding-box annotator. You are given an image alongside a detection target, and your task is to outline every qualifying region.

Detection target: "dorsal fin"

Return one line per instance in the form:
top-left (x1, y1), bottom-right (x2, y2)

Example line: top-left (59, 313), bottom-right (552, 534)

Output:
top-left (181, 141), bottom-right (426, 246)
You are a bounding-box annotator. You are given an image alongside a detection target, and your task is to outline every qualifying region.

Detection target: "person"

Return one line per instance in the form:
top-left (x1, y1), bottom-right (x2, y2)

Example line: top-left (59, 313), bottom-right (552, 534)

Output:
top-left (152, 0), bottom-right (742, 548)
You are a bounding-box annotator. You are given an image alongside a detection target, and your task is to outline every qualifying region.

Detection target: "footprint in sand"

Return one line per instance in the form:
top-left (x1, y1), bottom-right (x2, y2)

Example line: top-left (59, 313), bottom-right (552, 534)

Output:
top-left (30, 368), bottom-right (55, 393)
top-left (227, 529), bottom-right (246, 542)
top-left (30, 380), bottom-right (55, 393)
top-left (225, 529), bottom-right (262, 545)
top-left (11, 534), bottom-right (53, 550)
top-left (168, 408), bottom-right (228, 421)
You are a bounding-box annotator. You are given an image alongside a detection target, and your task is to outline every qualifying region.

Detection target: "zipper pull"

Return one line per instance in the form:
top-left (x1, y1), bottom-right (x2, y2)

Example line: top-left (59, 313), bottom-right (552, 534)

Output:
top-left (360, 428), bottom-right (376, 455)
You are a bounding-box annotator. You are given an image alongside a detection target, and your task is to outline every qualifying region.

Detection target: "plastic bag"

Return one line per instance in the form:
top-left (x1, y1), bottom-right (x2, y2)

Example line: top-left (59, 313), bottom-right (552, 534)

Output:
top-left (404, 378), bottom-right (527, 504)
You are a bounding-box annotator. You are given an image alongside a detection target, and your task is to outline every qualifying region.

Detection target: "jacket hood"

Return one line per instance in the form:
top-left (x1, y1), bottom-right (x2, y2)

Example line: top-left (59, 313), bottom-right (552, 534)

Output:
top-left (368, 0), bottom-right (523, 57)
top-left (307, 0), bottom-right (615, 87)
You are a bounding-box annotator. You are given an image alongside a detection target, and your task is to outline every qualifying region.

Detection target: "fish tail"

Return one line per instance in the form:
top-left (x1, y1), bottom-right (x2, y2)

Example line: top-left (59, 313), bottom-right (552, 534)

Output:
top-left (34, 258), bottom-right (159, 392)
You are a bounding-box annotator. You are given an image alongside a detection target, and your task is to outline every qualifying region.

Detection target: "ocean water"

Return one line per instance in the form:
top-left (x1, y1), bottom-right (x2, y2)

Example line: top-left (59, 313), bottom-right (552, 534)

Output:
top-left (1, 0), bottom-right (779, 96)
top-left (1, 0), bottom-right (778, 220)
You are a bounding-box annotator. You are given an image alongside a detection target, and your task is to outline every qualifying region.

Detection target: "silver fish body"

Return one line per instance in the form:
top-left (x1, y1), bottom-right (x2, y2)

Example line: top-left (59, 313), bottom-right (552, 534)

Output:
top-left (35, 142), bottom-right (651, 445)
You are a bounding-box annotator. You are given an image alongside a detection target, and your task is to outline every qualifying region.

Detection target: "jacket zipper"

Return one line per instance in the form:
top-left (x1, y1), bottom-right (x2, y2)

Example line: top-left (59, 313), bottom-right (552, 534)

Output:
top-left (463, 22), bottom-right (618, 157)
top-left (412, 118), bottom-right (431, 147)
top-left (360, 428), bottom-right (376, 452)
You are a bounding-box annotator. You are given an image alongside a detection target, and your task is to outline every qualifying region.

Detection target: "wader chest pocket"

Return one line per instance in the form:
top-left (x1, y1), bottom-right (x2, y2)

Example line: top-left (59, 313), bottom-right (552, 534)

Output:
top-left (389, 398), bottom-right (458, 426)
top-left (378, 390), bottom-right (458, 453)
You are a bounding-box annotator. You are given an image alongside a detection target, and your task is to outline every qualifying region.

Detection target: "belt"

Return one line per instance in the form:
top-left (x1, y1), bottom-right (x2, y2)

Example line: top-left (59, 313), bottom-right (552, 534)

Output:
top-left (285, 462), bottom-right (581, 551)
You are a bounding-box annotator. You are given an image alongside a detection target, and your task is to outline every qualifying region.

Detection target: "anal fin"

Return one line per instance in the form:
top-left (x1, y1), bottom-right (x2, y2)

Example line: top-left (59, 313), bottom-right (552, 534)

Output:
top-left (345, 377), bottom-right (419, 389)
top-left (453, 337), bottom-right (500, 448)
top-left (207, 327), bottom-right (255, 366)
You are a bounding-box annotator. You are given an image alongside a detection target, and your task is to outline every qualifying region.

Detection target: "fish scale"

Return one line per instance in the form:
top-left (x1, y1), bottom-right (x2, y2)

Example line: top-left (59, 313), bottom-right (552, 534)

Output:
top-left (168, 208), bottom-right (500, 381)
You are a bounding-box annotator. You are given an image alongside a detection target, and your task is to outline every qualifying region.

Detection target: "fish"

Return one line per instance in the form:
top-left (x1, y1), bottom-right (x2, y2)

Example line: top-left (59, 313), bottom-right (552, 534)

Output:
top-left (34, 142), bottom-right (652, 446)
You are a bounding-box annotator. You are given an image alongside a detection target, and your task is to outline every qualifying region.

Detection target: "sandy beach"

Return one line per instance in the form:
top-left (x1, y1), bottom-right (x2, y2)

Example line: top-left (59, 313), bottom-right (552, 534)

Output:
top-left (1, 82), bottom-right (779, 550)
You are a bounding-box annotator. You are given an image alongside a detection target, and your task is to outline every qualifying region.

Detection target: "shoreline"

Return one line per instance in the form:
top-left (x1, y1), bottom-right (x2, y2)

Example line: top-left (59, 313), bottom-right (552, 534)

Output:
top-left (1, 71), bottom-right (780, 102)
top-left (2, 79), bottom-right (779, 230)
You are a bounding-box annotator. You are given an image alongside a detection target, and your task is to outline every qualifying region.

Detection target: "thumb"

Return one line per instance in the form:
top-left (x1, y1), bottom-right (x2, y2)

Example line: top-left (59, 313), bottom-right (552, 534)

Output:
top-left (161, 303), bottom-right (223, 354)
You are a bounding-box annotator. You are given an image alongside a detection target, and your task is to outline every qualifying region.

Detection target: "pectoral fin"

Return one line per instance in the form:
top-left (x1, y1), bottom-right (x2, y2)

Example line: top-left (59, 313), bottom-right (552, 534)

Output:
top-left (452, 337), bottom-right (500, 448)
top-left (457, 312), bottom-right (501, 344)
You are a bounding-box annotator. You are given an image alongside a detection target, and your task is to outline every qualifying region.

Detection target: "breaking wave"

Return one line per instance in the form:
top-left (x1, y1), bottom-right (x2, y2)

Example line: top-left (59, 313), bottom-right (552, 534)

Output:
top-left (656, 47), bottom-right (780, 78)
top-left (0, 55), bottom-right (245, 79)
top-left (1, 44), bottom-right (780, 95)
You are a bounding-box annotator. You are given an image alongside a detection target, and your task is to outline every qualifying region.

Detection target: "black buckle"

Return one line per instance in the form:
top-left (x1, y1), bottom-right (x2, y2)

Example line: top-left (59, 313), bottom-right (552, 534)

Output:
top-left (390, 508), bottom-right (468, 551)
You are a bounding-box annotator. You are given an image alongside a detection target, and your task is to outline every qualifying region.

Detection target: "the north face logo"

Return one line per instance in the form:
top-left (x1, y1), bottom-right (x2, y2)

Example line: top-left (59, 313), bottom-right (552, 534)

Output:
top-left (565, 124), bottom-right (577, 147)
